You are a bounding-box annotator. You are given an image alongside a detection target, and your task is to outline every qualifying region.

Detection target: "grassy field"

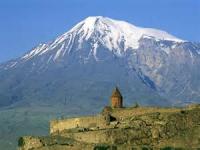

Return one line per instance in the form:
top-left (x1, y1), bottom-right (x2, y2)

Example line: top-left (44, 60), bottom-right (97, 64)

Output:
top-left (0, 104), bottom-right (98, 150)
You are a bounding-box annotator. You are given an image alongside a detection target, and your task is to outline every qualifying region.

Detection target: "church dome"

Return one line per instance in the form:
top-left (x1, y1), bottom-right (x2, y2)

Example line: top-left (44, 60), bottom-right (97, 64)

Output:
top-left (111, 87), bottom-right (122, 98)
top-left (111, 87), bottom-right (123, 108)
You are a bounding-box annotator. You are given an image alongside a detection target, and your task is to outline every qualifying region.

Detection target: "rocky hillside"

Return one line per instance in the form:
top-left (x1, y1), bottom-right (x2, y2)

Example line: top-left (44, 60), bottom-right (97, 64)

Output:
top-left (18, 104), bottom-right (200, 150)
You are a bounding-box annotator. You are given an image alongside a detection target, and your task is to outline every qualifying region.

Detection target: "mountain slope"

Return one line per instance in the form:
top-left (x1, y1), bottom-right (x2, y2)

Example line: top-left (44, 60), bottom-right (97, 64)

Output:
top-left (1, 16), bottom-right (200, 150)
top-left (1, 16), bottom-right (200, 109)
top-left (4, 16), bottom-right (183, 69)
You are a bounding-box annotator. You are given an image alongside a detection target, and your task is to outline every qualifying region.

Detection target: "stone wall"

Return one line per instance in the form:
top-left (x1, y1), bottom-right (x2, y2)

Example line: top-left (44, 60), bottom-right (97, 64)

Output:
top-left (50, 107), bottom-right (181, 134)
top-left (110, 107), bottom-right (180, 121)
top-left (18, 105), bottom-right (200, 150)
top-left (50, 115), bottom-right (106, 134)
top-left (61, 107), bottom-right (200, 147)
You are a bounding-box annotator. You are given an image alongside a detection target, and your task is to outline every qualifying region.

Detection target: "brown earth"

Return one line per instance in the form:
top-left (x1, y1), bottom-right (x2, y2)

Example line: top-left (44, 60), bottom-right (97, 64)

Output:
top-left (18, 104), bottom-right (200, 150)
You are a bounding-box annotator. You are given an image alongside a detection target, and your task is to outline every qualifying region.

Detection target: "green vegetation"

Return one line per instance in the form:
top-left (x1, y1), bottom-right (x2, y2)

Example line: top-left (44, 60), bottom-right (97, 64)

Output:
top-left (3, 104), bottom-right (200, 150)
top-left (94, 145), bottom-right (117, 150)
top-left (0, 104), bottom-right (94, 150)
top-left (160, 147), bottom-right (184, 150)
top-left (18, 137), bottom-right (25, 147)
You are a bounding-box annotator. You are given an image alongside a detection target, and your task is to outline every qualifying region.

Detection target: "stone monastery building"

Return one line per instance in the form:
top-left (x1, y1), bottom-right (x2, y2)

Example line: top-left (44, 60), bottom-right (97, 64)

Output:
top-left (50, 87), bottom-right (124, 134)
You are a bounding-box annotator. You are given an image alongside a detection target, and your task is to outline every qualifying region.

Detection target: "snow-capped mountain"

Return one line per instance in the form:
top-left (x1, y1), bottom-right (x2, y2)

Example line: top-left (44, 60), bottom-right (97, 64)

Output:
top-left (11, 16), bottom-right (183, 66)
top-left (0, 16), bottom-right (200, 109)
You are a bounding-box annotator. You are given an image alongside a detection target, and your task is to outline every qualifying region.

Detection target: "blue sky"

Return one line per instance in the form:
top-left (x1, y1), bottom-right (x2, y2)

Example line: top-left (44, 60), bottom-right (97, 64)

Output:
top-left (0, 0), bottom-right (199, 63)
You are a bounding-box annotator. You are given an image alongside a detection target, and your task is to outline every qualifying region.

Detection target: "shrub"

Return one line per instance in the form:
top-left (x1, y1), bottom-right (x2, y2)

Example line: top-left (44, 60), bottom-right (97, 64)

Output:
top-left (93, 145), bottom-right (117, 150)
top-left (160, 147), bottom-right (184, 150)
top-left (18, 137), bottom-right (25, 147)
top-left (160, 147), bottom-right (174, 150)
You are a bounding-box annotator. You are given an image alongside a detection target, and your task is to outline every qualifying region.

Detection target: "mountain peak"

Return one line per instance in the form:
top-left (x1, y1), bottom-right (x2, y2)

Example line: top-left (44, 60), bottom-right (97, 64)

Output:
top-left (2, 16), bottom-right (200, 111)
top-left (68, 16), bottom-right (184, 53)
top-left (21, 16), bottom-right (184, 61)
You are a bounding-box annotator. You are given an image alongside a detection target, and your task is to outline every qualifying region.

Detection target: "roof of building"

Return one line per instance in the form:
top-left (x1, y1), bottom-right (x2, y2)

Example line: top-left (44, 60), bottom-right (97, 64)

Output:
top-left (111, 87), bottom-right (122, 98)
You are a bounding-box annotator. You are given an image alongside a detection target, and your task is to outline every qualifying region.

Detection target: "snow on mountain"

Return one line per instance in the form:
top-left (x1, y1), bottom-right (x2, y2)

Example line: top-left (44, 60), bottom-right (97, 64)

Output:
top-left (2, 16), bottom-right (200, 108)
top-left (70, 16), bottom-right (183, 49)
top-left (21, 16), bottom-right (184, 61)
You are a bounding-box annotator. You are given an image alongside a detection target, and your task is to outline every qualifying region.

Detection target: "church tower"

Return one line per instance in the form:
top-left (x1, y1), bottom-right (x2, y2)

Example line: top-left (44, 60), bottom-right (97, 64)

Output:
top-left (111, 87), bottom-right (123, 108)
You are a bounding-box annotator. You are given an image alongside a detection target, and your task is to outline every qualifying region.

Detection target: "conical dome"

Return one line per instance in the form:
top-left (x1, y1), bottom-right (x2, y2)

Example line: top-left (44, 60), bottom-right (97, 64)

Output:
top-left (111, 87), bottom-right (122, 98)
top-left (110, 87), bottom-right (123, 108)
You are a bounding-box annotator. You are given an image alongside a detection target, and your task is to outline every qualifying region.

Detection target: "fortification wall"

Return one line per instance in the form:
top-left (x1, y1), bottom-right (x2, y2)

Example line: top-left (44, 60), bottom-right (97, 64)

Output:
top-left (110, 107), bottom-right (181, 121)
top-left (50, 115), bottom-right (106, 134)
top-left (50, 107), bottom-right (183, 134)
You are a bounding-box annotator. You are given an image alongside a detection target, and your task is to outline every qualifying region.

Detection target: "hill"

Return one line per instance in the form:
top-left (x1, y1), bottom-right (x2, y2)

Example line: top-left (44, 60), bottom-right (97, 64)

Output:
top-left (18, 104), bottom-right (200, 150)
